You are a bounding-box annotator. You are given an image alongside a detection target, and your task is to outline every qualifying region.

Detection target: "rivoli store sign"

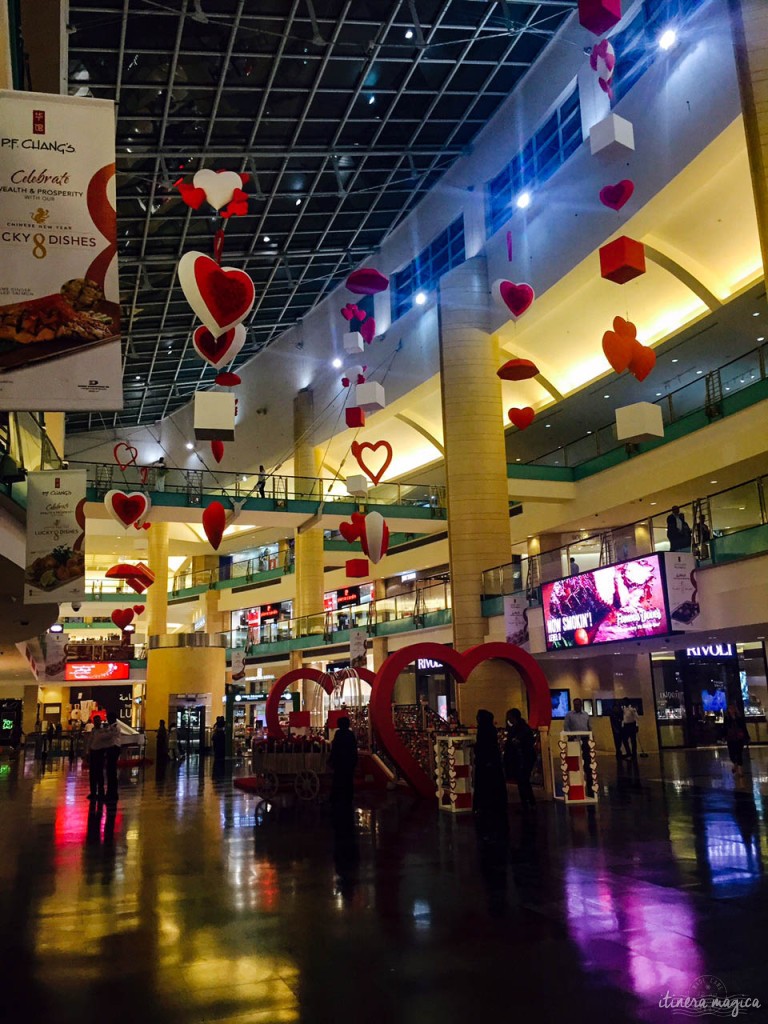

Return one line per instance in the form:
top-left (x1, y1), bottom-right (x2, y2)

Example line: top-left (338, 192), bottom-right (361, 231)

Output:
top-left (0, 91), bottom-right (122, 410)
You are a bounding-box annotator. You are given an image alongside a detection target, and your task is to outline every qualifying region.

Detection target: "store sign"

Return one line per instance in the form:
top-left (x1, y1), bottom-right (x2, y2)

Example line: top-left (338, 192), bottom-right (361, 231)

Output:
top-left (416, 658), bottom-right (444, 671)
top-left (686, 644), bottom-right (735, 659)
top-left (400, 572), bottom-right (417, 582)
top-left (24, 470), bottom-right (86, 604)
top-left (65, 662), bottom-right (130, 681)
top-left (336, 586), bottom-right (360, 608)
top-left (323, 591), bottom-right (337, 612)
top-left (542, 554), bottom-right (670, 650)
top-left (260, 603), bottom-right (283, 622)
top-left (664, 552), bottom-right (700, 630)
top-left (246, 608), bottom-right (261, 628)
top-left (0, 90), bottom-right (122, 411)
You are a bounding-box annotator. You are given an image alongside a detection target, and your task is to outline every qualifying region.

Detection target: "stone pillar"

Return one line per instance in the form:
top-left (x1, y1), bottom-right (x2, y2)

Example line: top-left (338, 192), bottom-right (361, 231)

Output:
top-left (730, 0), bottom-right (768, 286)
top-left (146, 521), bottom-right (169, 638)
top-left (145, 646), bottom-right (226, 732)
top-left (293, 388), bottom-right (324, 633)
top-left (438, 257), bottom-right (515, 724)
top-left (372, 636), bottom-right (388, 672)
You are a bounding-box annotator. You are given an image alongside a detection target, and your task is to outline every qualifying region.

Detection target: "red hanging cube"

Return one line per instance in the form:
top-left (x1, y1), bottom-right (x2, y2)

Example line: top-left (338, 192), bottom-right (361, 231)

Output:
top-left (578, 0), bottom-right (622, 35)
top-left (345, 558), bottom-right (369, 578)
top-left (345, 406), bottom-right (366, 428)
top-left (599, 235), bottom-right (646, 284)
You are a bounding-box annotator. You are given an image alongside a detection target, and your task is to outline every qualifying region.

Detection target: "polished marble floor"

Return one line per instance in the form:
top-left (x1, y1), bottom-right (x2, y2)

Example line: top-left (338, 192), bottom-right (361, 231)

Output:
top-left (0, 747), bottom-right (766, 1024)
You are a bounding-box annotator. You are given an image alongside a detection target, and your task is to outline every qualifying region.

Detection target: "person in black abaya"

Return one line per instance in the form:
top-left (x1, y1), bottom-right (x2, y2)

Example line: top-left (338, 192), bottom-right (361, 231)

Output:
top-left (329, 716), bottom-right (358, 805)
top-left (473, 710), bottom-right (507, 816)
top-left (504, 708), bottom-right (537, 809)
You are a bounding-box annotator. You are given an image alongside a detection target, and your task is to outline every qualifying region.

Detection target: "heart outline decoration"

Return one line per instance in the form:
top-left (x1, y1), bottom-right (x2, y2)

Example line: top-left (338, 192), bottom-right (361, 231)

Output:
top-left (178, 251), bottom-right (255, 339)
top-left (192, 322), bottom-right (246, 369)
top-left (113, 442), bottom-right (138, 471)
top-left (496, 280), bottom-right (535, 320)
top-left (351, 440), bottom-right (393, 485)
top-left (370, 642), bottom-right (552, 797)
top-left (104, 490), bottom-right (151, 530)
top-left (265, 667), bottom-right (376, 740)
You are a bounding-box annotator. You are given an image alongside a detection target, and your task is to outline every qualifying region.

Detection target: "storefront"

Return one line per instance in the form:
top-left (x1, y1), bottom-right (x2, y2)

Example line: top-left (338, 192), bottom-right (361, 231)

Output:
top-left (393, 654), bottom-right (455, 720)
top-left (651, 641), bottom-right (768, 747)
top-left (323, 584), bottom-right (374, 631)
top-left (233, 601), bottom-right (293, 647)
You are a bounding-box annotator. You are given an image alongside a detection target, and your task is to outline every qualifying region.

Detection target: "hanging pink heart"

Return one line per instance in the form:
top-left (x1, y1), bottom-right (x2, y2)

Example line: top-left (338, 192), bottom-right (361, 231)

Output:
top-left (104, 490), bottom-right (151, 529)
top-left (346, 268), bottom-right (389, 295)
top-left (210, 440), bottom-right (225, 463)
top-left (360, 317), bottom-right (376, 344)
top-left (192, 322), bottom-right (247, 369)
top-left (496, 280), bottom-right (535, 320)
top-left (192, 169), bottom-right (245, 212)
top-left (113, 442), bottom-right (138, 471)
top-left (599, 180), bottom-right (635, 211)
top-left (202, 501), bottom-right (227, 550)
top-left (178, 252), bottom-right (255, 339)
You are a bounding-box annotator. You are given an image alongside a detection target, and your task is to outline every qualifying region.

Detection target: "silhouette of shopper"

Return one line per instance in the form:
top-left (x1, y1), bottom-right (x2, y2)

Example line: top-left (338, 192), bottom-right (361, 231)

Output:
top-left (329, 716), bottom-right (358, 805)
top-left (473, 710), bottom-right (507, 816)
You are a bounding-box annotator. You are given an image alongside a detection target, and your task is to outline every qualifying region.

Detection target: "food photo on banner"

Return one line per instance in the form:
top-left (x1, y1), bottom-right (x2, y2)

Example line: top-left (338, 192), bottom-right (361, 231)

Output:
top-left (542, 554), bottom-right (670, 650)
top-left (24, 470), bottom-right (86, 604)
top-left (0, 90), bottom-right (122, 410)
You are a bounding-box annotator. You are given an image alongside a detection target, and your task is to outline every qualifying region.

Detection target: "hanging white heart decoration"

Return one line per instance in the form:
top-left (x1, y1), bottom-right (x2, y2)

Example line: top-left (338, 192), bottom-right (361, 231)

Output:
top-left (104, 490), bottom-right (152, 530)
top-left (192, 323), bottom-right (247, 369)
top-left (177, 251), bottom-right (255, 339)
top-left (192, 169), bottom-right (244, 211)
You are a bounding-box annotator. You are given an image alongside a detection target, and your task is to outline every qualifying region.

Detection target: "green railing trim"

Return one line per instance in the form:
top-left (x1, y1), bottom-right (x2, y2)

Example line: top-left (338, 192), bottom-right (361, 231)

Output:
top-left (710, 522), bottom-right (768, 563)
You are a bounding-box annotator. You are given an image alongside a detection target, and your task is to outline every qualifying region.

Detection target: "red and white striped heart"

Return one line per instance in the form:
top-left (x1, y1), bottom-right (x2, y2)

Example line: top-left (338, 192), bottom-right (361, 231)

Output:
top-left (104, 490), bottom-right (151, 529)
top-left (178, 251), bottom-right (255, 339)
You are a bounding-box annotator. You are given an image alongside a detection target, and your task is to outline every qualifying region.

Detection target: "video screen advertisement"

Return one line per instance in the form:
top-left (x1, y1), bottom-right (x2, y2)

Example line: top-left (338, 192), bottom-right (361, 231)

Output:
top-left (542, 554), bottom-right (671, 651)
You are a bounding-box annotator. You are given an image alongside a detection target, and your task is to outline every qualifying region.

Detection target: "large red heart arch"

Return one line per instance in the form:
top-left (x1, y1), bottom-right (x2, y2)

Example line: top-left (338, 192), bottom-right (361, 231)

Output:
top-left (265, 666), bottom-right (376, 740)
top-left (369, 641), bottom-right (552, 798)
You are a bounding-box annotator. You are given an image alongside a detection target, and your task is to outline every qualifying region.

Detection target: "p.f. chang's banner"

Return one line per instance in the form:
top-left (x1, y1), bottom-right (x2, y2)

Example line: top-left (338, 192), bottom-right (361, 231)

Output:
top-left (25, 470), bottom-right (86, 604)
top-left (0, 90), bottom-right (122, 410)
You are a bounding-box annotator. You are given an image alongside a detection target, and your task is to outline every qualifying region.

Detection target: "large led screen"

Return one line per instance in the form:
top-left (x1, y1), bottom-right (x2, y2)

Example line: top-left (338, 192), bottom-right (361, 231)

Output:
top-left (542, 554), bottom-right (670, 650)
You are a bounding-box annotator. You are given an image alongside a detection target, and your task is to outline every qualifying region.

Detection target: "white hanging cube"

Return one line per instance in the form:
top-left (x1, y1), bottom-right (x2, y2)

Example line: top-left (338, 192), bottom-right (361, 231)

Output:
top-left (615, 402), bottom-right (664, 442)
top-left (194, 391), bottom-right (236, 441)
top-left (589, 113), bottom-right (635, 159)
top-left (346, 474), bottom-right (368, 498)
top-left (355, 381), bottom-right (385, 411)
top-left (343, 331), bottom-right (365, 355)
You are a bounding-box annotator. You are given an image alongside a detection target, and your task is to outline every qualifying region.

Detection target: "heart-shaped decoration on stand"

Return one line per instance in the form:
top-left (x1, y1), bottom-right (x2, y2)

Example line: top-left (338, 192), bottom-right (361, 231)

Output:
top-left (599, 179), bottom-right (635, 212)
top-left (111, 608), bottom-right (135, 631)
top-left (113, 442), bottom-right (138, 471)
top-left (192, 323), bottom-right (247, 368)
top-left (369, 642), bottom-right (552, 797)
top-left (602, 316), bottom-right (638, 373)
top-left (351, 440), bottom-right (393, 485)
top-left (202, 500), bottom-right (227, 550)
top-left (105, 490), bottom-right (151, 529)
top-left (178, 252), bottom-right (255, 339)
top-left (192, 169), bottom-right (246, 211)
top-left (132, 605), bottom-right (145, 615)
top-left (496, 280), bottom-right (535, 320)
top-left (508, 407), bottom-right (535, 430)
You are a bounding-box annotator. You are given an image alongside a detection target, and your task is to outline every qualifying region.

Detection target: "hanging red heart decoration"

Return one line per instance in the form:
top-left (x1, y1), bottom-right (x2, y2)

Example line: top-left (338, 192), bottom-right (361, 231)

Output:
top-left (602, 316), bottom-right (638, 373)
top-left (106, 562), bottom-right (155, 594)
top-left (132, 521), bottom-right (152, 531)
top-left (361, 511), bottom-right (389, 564)
top-left (111, 608), bottom-right (134, 631)
top-left (497, 358), bottom-right (539, 381)
top-left (508, 407), bottom-right (535, 430)
top-left (113, 442), bottom-right (138, 471)
top-left (339, 512), bottom-right (365, 544)
top-left (497, 280), bottom-right (535, 319)
top-left (215, 371), bottom-right (241, 387)
top-left (346, 268), bottom-right (389, 295)
top-left (178, 252), bottom-right (255, 339)
top-left (351, 440), bottom-right (393, 485)
top-left (139, 466), bottom-right (149, 485)
top-left (210, 440), bottom-right (225, 463)
top-left (104, 490), bottom-right (151, 529)
top-left (192, 323), bottom-right (247, 369)
top-left (202, 501), bottom-right (226, 550)
top-left (191, 169), bottom-right (244, 211)
top-left (174, 180), bottom-right (207, 209)
top-left (132, 605), bottom-right (145, 615)
top-left (599, 180), bottom-right (635, 211)
top-left (360, 317), bottom-right (376, 344)
top-left (628, 344), bottom-right (656, 382)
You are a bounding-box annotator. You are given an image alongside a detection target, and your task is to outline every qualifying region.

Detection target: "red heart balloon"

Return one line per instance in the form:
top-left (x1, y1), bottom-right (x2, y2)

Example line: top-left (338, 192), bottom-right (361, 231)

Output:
top-left (508, 407), bottom-right (535, 430)
top-left (339, 518), bottom-right (363, 543)
top-left (210, 440), bottom-right (225, 463)
top-left (497, 358), bottom-right (539, 381)
top-left (192, 323), bottom-right (246, 369)
top-left (599, 179), bottom-right (635, 211)
top-left (628, 344), bottom-right (656, 382)
top-left (351, 440), bottom-right (393, 485)
top-left (602, 316), bottom-right (638, 373)
top-left (111, 608), bottom-right (134, 631)
top-left (498, 280), bottom-right (535, 319)
top-left (215, 371), bottom-right (241, 387)
top-left (202, 501), bottom-right (226, 550)
top-left (105, 490), bottom-right (149, 528)
top-left (194, 258), bottom-right (254, 331)
top-left (360, 317), bottom-right (376, 344)
top-left (132, 605), bottom-right (145, 615)
top-left (132, 521), bottom-right (152, 531)
top-left (113, 442), bottom-right (138, 471)
top-left (370, 642), bottom-right (552, 797)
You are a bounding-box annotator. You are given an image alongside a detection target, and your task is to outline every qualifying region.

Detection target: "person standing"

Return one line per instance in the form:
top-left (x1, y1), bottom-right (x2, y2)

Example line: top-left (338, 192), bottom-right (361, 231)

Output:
top-left (569, 556), bottom-right (580, 576)
top-left (104, 711), bottom-right (121, 804)
top-left (621, 702), bottom-right (639, 760)
top-left (473, 710), bottom-right (507, 816)
top-left (563, 698), bottom-right (590, 733)
top-left (152, 457), bottom-right (168, 492)
top-left (156, 719), bottom-right (169, 766)
top-left (724, 704), bottom-right (749, 777)
top-left (329, 716), bottom-right (358, 805)
top-left (609, 703), bottom-right (624, 760)
top-left (87, 717), bottom-right (108, 801)
top-left (168, 723), bottom-right (179, 761)
top-left (666, 506), bottom-right (692, 552)
top-left (211, 716), bottom-right (227, 763)
top-left (504, 708), bottom-right (536, 809)
top-left (257, 465), bottom-right (267, 499)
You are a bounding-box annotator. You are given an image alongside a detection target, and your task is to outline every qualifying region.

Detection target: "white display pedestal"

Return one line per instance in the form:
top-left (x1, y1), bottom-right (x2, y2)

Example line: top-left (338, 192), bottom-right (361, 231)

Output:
top-left (434, 735), bottom-right (474, 813)
top-left (551, 730), bottom-right (598, 804)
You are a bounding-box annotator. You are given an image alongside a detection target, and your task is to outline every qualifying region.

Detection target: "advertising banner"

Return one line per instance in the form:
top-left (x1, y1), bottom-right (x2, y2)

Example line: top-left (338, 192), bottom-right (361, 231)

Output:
top-left (542, 554), bottom-right (670, 650)
top-left (503, 594), bottom-right (529, 650)
top-left (350, 628), bottom-right (367, 668)
top-left (663, 552), bottom-right (700, 630)
top-left (231, 648), bottom-right (246, 682)
top-left (25, 470), bottom-right (86, 604)
top-left (0, 90), bottom-right (122, 410)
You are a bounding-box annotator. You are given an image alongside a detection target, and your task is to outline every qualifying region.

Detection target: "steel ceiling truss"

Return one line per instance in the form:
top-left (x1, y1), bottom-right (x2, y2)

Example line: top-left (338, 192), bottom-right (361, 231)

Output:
top-left (66, 0), bottom-right (575, 433)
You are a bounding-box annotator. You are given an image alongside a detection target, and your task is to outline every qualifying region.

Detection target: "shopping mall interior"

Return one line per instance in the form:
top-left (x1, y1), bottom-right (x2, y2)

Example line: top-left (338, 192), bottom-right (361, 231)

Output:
top-left (1, 0), bottom-right (768, 1021)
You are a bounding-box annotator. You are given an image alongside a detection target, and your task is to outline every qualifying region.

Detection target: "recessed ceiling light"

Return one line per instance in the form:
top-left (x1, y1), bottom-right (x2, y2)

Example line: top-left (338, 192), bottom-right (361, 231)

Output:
top-left (332, 358), bottom-right (342, 368)
top-left (696, 369), bottom-right (703, 374)
top-left (725, 386), bottom-right (730, 391)
top-left (586, 430), bottom-right (592, 435)
top-left (515, 457), bottom-right (521, 462)
top-left (263, 235), bottom-right (270, 242)
top-left (414, 291), bottom-right (427, 306)
top-left (545, 423), bottom-right (551, 428)
top-left (659, 27), bottom-right (677, 50)
top-left (650, 501), bottom-right (657, 506)
top-left (295, 198), bottom-right (302, 206)
top-left (752, 312), bottom-right (760, 317)
top-left (516, 191), bottom-right (532, 209)
top-left (758, 336), bottom-right (765, 341)
top-left (242, 476), bottom-right (248, 482)
top-left (710, 479), bottom-right (717, 484)
top-left (655, 392), bottom-right (662, 397)
top-left (185, 442), bottom-right (194, 451)
top-left (135, 375), bottom-right (141, 380)
top-left (603, 394), bottom-right (610, 398)
top-left (405, 29), bottom-right (414, 39)
top-left (672, 358), bottom-right (678, 363)
top-left (738, 506), bottom-right (746, 510)
top-left (368, 95), bottom-right (375, 105)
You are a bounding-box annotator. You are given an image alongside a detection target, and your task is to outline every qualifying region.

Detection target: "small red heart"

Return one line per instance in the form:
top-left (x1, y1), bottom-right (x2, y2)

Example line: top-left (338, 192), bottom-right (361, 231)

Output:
top-left (628, 344), bottom-right (656, 382)
top-left (111, 608), bottom-right (134, 631)
top-left (175, 181), bottom-right (207, 209)
top-left (498, 281), bottom-right (535, 319)
top-left (599, 180), bottom-right (635, 211)
top-left (497, 358), bottom-right (539, 381)
top-left (192, 324), bottom-right (245, 368)
top-left (360, 317), bottom-right (376, 344)
top-left (340, 305), bottom-right (355, 321)
top-left (508, 407), bottom-right (535, 430)
top-left (133, 605), bottom-right (145, 615)
top-left (215, 371), bottom-right (241, 387)
top-left (210, 440), bottom-right (225, 463)
top-left (339, 515), bottom-right (364, 543)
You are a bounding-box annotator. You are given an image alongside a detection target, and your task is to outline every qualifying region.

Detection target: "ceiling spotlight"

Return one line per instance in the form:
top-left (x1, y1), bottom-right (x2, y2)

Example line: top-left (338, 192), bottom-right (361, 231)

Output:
top-left (659, 27), bottom-right (677, 50)
top-left (135, 375), bottom-right (141, 380)
top-left (758, 336), bottom-right (764, 341)
top-left (710, 479), bottom-right (718, 484)
top-left (696, 369), bottom-right (703, 374)
top-left (405, 29), bottom-right (414, 39)
top-left (368, 95), bottom-right (375, 105)
top-left (295, 198), bottom-right (302, 206)
top-left (672, 358), bottom-right (679, 363)
top-left (752, 311), bottom-right (760, 317)
top-left (603, 394), bottom-right (610, 399)
top-left (414, 291), bottom-right (427, 306)
top-left (185, 442), bottom-right (194, 451)
top-left (332, 358), bottom-right (342, 368)
top-left (516, 191), bottom-right (532, 210)
top-left (263, 235), bottom-right (270, 242)
top-left (545, 423), bottom-right (551, 428)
